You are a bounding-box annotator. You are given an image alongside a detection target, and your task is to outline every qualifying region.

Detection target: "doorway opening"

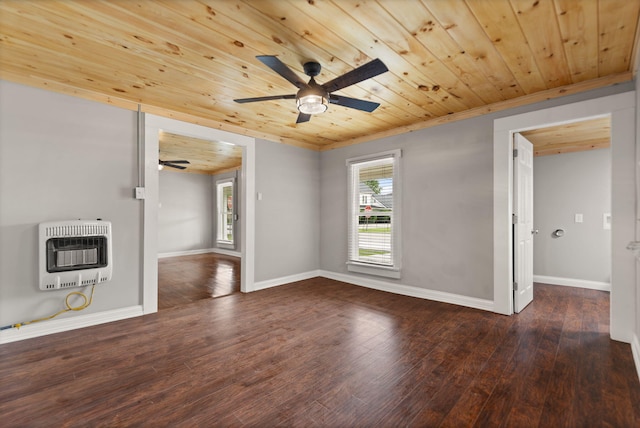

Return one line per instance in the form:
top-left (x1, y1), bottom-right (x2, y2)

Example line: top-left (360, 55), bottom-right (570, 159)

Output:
top-left (143, 114), bottom-right (256, 315)
top-left (512, 117), bottom-right (613, 314)
top-left (157, 132), bottom-right (244, 310)
top-left (493, 91), bottom-right (635, 343)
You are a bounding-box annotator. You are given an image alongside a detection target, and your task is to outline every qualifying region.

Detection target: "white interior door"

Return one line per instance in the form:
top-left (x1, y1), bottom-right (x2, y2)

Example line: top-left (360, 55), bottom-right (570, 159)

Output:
top-left (513, 133), bottom-right (534, 313)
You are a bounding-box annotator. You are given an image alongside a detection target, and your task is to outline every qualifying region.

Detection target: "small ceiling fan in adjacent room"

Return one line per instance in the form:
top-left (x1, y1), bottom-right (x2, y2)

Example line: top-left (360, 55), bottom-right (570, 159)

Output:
top-left (158, 159), bottom-right (190, 170)
top-left (234, 55), bottom-right (389, 123)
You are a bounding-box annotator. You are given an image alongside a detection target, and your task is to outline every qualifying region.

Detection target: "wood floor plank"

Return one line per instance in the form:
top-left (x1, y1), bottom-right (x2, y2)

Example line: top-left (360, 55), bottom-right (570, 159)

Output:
top-left (368, 310), bottom-right (499, 426)
top-left (438, 316), bottom-right (521, 427)
top-left (403, 318), bottom-right (504, 426)
top-left (1, 279), bottom-right (639, 427)
top-left (158, 252), bottom-right (240, 310)
top-left (501, 285), bottom-right (567, 427)
top-left (537, 285), bottom-right (585, 427)
top-left (471, 313), bottom-right (549, 426)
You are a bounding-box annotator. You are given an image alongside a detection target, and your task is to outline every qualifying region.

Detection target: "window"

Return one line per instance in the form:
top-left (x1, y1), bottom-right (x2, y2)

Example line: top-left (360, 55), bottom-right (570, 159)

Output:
top-left (347, 150), bottom-right (401, 278)
top-left (216, 179), bottom-right (235, 247)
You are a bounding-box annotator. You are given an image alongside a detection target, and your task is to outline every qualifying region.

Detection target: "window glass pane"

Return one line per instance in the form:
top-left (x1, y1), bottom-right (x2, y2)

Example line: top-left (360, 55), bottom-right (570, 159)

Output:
top-left (217, 181), bottom-right (234, 244)
top-left (349, 156), bottom-right (394, 267)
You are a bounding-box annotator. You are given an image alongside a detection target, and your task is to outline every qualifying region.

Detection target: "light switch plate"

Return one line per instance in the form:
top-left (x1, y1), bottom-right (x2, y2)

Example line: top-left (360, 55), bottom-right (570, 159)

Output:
top-left (134, 187), bottom-right (146, 200)
top-left (575, 213), bottom-right (583, 223)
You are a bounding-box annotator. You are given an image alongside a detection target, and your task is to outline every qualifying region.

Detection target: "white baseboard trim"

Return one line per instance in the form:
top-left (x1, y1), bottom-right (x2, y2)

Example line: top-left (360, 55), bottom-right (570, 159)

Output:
top-left (158, 248), bottom-right (241, 259)
top-left (533, 275), bottom-right (611, 292)
top-left (251, 269), bottom-right (494, 312)
top-left (210, 248), bottom-right (241, 258)
top-left (632, 334), bottom-right (640, 382)
top-left (0, 305), bottom-right (143, 344)
top-left (319, 270), bottom-right (495, 312)
top-left (253, 270), bottom-right (322, 292)
top-left (158, 248), bottom-right (215, 259)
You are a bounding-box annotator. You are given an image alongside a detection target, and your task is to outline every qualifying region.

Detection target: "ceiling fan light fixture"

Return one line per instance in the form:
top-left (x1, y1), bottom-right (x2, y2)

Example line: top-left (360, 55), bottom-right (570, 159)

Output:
top-left (297, 94), bottom-right (327, 115)
top-left (235, 56), bottom-right (389, 122)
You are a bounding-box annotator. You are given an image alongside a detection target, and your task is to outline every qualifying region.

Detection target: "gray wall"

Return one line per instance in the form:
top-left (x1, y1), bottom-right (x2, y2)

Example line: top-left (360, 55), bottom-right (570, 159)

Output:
top-left (255, 139), bottom-right (320, 282)
top-left (636, 75), bottom-right (640, 344)
top-left (158, 170), bottom-right (214, 254)
top-left (320, 82), bottom-right (634, 301)
top-left (321, 118), bottom-right (494, 299)
top-left (533, 148), bottom-right (611, 283)
top-left (0, 81), bottom-right (141, 326)
top-left (0, 76), bottom-right (635, 332)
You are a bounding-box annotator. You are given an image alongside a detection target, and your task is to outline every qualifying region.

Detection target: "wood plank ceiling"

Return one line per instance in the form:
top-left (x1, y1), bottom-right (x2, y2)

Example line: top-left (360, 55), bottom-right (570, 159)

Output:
top-left (1, 0), bottom-right (638, 156)
top-left (159, 132), bottom-right (242, 174)
top-left (521, 116), bottom-right (611, 157)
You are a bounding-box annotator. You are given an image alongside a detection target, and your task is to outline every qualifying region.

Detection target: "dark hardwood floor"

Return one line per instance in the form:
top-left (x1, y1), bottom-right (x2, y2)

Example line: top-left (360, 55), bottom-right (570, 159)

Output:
top-left (158, 252), bottom-right (240, 310)
top-left (1, 280), bottom-right (639, 427)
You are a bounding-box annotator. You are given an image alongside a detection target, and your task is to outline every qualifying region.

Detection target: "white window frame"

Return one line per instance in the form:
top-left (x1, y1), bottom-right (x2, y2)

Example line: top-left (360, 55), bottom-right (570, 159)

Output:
top-left (346, 149), bottom-right (402, 279)
top-left (216, 178), bottom-right (235, 249)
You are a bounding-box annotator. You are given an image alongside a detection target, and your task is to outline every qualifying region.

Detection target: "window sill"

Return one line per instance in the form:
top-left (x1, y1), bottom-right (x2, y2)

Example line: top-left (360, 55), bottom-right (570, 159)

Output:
top-left (347, 262), bottom-right (401, 279)
top-left (216, 242), bottom-right (235, 250)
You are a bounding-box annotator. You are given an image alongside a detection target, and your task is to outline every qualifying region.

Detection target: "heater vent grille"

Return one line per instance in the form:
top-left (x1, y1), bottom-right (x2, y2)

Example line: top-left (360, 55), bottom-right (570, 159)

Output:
top-left (45, 224), bottom-right (109, 238)
top-left (39, 220), bottom-right (113, 291)
top-left (46, 237), bottom-right (107, 273)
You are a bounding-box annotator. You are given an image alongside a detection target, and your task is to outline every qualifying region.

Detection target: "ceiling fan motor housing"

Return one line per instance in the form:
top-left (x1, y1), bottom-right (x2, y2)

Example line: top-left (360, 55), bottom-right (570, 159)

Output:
top-left (303, 61), bottom-right (322, 77)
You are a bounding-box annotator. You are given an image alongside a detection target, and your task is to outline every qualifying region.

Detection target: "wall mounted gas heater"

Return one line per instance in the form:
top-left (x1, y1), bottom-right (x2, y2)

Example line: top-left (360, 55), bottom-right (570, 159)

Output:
top-left (39, 220), bottom-right (112, 290)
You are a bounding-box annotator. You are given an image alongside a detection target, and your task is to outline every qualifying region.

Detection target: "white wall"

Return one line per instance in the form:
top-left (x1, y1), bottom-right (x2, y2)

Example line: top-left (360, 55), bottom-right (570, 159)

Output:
top-left (158, 170), bottom-right (213, 254)
top-left (255, 139), bottom-right (320, 282)
top-left (533, 148), bottom-right (612, 284)
top-left (0, 81), bottom-right (142, 332)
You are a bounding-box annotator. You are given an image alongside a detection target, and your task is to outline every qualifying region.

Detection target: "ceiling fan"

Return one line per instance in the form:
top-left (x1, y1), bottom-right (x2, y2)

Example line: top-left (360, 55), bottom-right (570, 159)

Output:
top-left (234, 55), bottom-right (389, 123)
top-left (159, 159), bottom-right (190, 170)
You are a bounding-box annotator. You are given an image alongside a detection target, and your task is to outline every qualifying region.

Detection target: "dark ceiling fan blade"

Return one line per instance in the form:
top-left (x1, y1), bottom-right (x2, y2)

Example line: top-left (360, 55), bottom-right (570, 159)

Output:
top-left (256, 55), bottom-right (309, 89)
top-left (322, 58), bottom-right (388, 93)
top-left (160, 159), bottom-right (189, 170)
top-left (164, 163), bottom-right (187, 170)
top-left (161, 160), bottom-right (190, 164)
top-left (329, 95), bottom-right (380, 112)
top-left (296, 112), bottom-right (311, 124)
top-left (234, 94), bottom-right (296, 104)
